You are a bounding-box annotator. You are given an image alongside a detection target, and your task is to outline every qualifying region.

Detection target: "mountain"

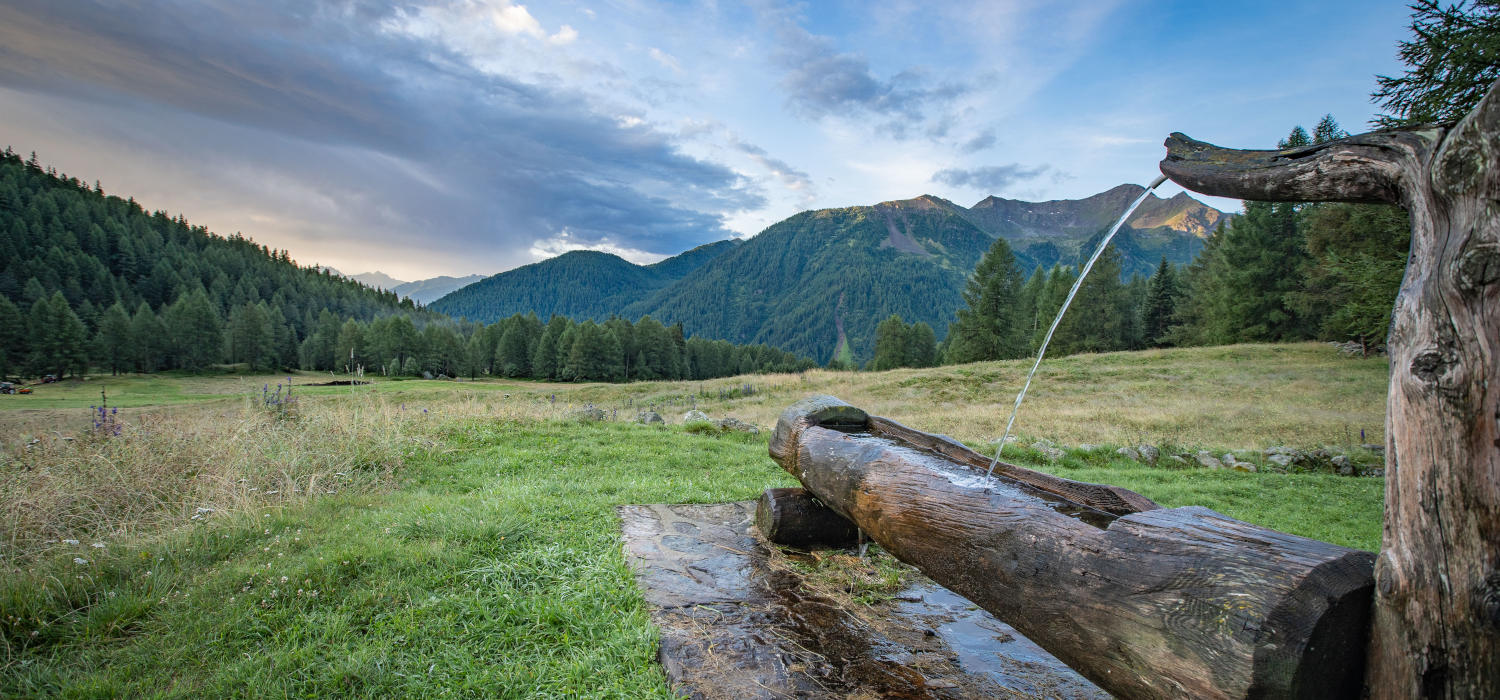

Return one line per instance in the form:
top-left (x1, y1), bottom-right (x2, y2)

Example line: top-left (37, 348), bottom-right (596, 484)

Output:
top-left (961, 184), bottom-right (1226, 278)
top-left (429, 239), bottom-right (741, 322)
top-left (433, 185), bottom-right (1227, 362)
top-left (347, 271), bottom-right (407, 290)
top-left (390, 275), bottom-right (485, 305)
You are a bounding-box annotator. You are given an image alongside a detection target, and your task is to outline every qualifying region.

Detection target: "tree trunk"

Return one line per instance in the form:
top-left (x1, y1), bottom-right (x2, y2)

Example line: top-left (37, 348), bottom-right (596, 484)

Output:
top-left (756, 487), bottom-right (860, 548)
top-left (1160, 78), bottom-right (1500, 699)
top-left (768, 396), bottom-right (1375, 700)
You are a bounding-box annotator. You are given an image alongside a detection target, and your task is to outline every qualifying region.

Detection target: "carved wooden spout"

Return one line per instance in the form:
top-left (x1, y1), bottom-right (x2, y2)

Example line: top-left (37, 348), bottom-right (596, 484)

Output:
top-left (1160, 79), bottom-right (1500, 699)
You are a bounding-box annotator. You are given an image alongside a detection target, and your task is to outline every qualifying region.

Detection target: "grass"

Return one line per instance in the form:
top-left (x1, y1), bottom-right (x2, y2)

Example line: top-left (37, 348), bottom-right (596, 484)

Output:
top-left (0, 343), bottom-right (1389, 696)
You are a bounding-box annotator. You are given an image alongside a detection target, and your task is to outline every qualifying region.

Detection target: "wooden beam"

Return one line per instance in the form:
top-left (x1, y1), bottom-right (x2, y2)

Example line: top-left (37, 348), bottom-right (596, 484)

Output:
top-left (769, 395), bottom-right (1375, 700)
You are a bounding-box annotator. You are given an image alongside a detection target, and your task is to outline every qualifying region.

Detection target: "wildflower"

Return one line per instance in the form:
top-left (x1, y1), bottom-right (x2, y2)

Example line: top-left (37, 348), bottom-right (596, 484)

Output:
top-left (280, 576), bottom-right (288, 583)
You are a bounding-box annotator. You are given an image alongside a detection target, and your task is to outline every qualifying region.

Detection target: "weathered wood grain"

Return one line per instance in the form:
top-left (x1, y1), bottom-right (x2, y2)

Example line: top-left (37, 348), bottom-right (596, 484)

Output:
top-left (769, 395), bottom-right (1375, 700)
top-left (1161, 78), bottom-right (1500, 699)
top-left (755, 488), bottom-right (860, 548)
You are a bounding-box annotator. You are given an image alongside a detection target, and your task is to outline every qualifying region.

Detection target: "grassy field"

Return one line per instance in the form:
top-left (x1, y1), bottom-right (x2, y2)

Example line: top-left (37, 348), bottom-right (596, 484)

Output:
top-left (0, 343), bottom-right (1388, 697)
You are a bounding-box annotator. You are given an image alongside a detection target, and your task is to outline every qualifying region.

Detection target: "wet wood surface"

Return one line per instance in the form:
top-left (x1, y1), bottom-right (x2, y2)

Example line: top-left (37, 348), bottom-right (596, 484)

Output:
top-left (770, 395), bottom-right (1375, 700)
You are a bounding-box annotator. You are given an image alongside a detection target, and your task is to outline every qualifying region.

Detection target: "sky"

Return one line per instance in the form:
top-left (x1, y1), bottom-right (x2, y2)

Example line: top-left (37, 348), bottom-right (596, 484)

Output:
top-left (0, 0), bottom-right (1414, 280)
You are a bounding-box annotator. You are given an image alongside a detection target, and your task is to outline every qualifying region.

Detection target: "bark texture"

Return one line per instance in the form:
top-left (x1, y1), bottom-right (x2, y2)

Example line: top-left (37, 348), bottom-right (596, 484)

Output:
top-left (756, 488), bottom-right (860, 548)
top-left (769, 395), bottom-right (1375, 700)
top-left (1160, 79), bottom-right (1500, 699)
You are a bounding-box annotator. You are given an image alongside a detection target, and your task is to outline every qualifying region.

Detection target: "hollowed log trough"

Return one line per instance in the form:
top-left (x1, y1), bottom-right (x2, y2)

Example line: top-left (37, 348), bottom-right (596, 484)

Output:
top-left (765, 395), bottom-right (1375, 700)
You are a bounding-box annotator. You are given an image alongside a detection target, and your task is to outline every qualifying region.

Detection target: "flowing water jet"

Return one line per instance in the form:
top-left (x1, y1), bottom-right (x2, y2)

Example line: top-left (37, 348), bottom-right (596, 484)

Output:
top-left (988, 173), bottom-right (1170, 476)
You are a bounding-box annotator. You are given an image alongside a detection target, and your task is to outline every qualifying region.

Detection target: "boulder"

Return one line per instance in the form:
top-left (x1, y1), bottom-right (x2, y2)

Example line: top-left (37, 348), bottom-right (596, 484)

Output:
top-left (1137, 444), bottom-right (1160, 464)
top-left (1232, 462), bottom-right (1258, 473)
top-left (1116, 446), bottom-right (1142, 461)
top-left (716, 417), bottom-right (760, 434)
top-left (1195, 451), bottom-right (1225, 470)
top-left (1038, 446), bottom-right (1066, 462)
top-left (1269, 454), bottom-right (1296, 468)
top-left (682, 410), bottom-right (711, 424)
top-left (636, 410), bottom-right (664, 425)
top-left (571, 405), bottom-right (607, 422)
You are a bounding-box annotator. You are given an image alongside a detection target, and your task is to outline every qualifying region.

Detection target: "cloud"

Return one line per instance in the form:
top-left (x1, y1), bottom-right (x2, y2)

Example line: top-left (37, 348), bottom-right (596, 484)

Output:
top-left (759, 3), bottom-right (966, 134)
top-left (932, 164), bottom-right (1052, 191)
top-left (960, 129), bottom-right (997, 153)
top-left (529, 230), bottom-right (669, 265)
top-left (733, 140), bottom-right (816, 201)
top-left (0, 0), bottom-right (759, 274)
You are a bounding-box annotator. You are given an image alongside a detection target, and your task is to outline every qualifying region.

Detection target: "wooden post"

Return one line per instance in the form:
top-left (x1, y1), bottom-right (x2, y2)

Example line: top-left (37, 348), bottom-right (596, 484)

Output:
top-left (1159, 79), bottom-right (1500, 698)
top-left (769, 395), bottom-right (1376, 700)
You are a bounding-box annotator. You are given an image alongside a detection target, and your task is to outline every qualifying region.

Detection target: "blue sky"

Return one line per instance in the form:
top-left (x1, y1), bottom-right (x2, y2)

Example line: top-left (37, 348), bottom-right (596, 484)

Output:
top-left (0, 0), bottom-right (1412, 280)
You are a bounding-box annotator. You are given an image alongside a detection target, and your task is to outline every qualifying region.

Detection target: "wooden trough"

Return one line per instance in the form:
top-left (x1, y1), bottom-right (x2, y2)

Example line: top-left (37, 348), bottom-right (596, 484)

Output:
top-left (764, 395), bottom-right (1376, 700)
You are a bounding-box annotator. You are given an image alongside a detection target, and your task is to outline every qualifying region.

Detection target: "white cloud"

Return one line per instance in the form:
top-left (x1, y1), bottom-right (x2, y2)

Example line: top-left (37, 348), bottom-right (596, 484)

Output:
top-left (529, 230), bottom-right (669, 265)
top-left (648, 47), bottom-right (682, 73)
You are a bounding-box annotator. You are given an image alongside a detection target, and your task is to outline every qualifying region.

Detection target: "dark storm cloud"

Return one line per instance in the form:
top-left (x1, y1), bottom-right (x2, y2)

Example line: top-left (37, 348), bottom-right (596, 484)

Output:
top-left (932, 163), bottom-right (1051, 191)
top-left (0, 0), bottom-right (758, 263)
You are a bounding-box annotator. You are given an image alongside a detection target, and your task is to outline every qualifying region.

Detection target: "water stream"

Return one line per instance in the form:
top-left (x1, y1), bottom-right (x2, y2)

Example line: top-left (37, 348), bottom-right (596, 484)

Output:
top-left (987, 173), bottom-right (1170, 476)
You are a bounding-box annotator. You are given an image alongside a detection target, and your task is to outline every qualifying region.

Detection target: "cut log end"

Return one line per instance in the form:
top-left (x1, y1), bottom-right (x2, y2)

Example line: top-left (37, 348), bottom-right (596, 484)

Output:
top-left (755, 487), bottom-right (860, 549)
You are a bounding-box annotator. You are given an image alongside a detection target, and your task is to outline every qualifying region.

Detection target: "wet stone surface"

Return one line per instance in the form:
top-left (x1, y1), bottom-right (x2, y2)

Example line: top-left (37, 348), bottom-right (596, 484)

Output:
top-left (618, 502), bottom-right (1107, 699)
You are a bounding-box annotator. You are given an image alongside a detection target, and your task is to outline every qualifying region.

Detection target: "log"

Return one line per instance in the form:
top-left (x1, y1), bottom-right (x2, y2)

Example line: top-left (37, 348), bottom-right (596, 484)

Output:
top-left (756, 487), bottom-right (860, 548)
top-left (1161, 79), bottom-right (1500, 699)
top-left (769, 395), bottom-right (1375, 700)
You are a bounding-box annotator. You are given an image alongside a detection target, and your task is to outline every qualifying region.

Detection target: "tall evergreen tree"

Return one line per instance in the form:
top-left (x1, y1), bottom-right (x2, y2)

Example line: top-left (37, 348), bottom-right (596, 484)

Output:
top-left (95, 301), bottom-right (133, 374)
top-left (1050, 247), bottom-right (1132, 356)
top-left (0, 295), bottom-right (25, 377)
top-left (903, 321), bottom-right (938, 368)
top-left (944, 237), bottom-right (1027, 364)
top-left (1142, 256), bottom-right (1182, 347)
top-left (128, 302), bottom-right (164, 372)
top-left (564, 321), bottom-right (622, 381)
top-left (1374, 0), bottom-right (1500, 126)
top-left (867, 314), bottom-right (910, 371)
top-left (163, 288), bottom-right (223, 370)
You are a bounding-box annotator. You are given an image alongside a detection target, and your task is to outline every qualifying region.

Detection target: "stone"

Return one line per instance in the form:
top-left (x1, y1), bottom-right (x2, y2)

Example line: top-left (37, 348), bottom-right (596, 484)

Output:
top-left (1269, 454), bottom-right (1296, 468)
top-left (571, 405), bottom-right (607, 422)
top-left (1360, 443), bottom-right (1385, 453)
top-left (1232, 462), bottom-right (1258, 473)
top-left (1195, 451), bottom-right (1224, 470)
top-left (1266, 446), bottom-right (1300, 457)
top-left (422, 370), bottom-right (434, 380)
top-left (1222, 452), bottom-right (1237, 466)
top-left (1338, 465), bottom-right (1356, 476)
top-left (1116, 446), bottom-right (1142, 461)
top-left (1331, 455), bottom-right (1351, 469)
top-left (1168, 455), bottom-right (1188, 466)
top-left (636, 410), bottom-right (664, 425)
top-left (682, 410), bottom-right (711, 424)
top-left (1137, 445), bottom-right (1160, 464)
top-left (715, 417), bottom-right (760, 434)
top-left (1038, 446), bottom-right (1065, 462)
top-left (1078, 443), bottom-right (1100, 451)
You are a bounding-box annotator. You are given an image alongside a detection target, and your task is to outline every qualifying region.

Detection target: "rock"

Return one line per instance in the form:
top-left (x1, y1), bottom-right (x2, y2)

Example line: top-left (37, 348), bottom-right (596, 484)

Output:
top-left (1195, 451), bottom-right (1224, 470)
top-left (1265, 446), bottom-right (1299, 457)
top-left (1268, 454), bottom-right (1296, 468)
top-left (1331, 455), bottom-right (1351, 469)
top-left (1137, 444), bottom-right (1160, 464)
top-left (1360, 443), bottom-right (1385, 453)
top-left (682, 409), bottom-right (711, 424)
top-left (1338, 464), bottom-right (1355, 476)
top-left (1116, 446), bottom-right (1142, 461)
top-left (1168, 455), bottom-right (1188, 466)
top-left (1078, 443), bottom-right (1100, 451)
top-left (1222, 452), bottom-right (1238, 466)
top-left (715, 417), bottom-right (760, 434)
top-left (1232, 462), bottom-right (1258, 473)
top-left (636, 410), bottom-right (664, 425)
top-left (1038, 446), bottom-right (1065, 462)
top-left (422, 370), bottom-right (434, 380)
top-left (571, 405), bottom-right (607, 422)
top-left (1362, 468), bottom-right (1386, 478)
top-left (1032, 438), bottom-right (1056, 448)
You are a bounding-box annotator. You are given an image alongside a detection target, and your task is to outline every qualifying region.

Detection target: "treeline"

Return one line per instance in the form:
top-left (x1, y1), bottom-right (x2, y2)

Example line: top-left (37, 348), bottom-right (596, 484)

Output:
top-left (0, 148), bottom-right (814, 382)
top-left (865, 117), bottom-right (1410, 371)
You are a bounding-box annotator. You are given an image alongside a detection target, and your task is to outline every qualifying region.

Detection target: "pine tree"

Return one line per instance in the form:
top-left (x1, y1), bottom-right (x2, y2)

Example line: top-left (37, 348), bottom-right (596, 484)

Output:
top-left (95, 301), bottom-right (133, 374)
top-left (335, 319), bottom-right (366, 372)
top-left (532, 317), bottom-right (570, 380)
top-left (867, 315), bottom-right (909, 371)
top-left (0, 295), bottom-right (25, 377)
top-left (1374, 0), bottom-right (1500, 126)
top-left (564, 321), bottom-right (622, 381)
top-left (1142, 256), bottom-right (1182, 347)
top-left (128, 302), bottom-right (165, 372)
top-left (904, 321), bottom-right (938, 368)
top-left (163, 288), bottom-right (223, 370)
top-left (944, 237), bottom-right (1027, 364)
top-left (1051, 247), bottom-right (1131, 356)
top-left (226, 302), bottom-right (274, 369)
top-left (496, 319), bottom-right (532, 377)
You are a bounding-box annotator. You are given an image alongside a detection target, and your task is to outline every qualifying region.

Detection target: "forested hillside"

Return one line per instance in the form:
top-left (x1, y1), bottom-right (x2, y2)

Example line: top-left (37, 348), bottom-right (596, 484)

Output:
top-left (431, 239), bottom-right (740, 322)
top-left (0, 148), bottom-right (811, 382)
